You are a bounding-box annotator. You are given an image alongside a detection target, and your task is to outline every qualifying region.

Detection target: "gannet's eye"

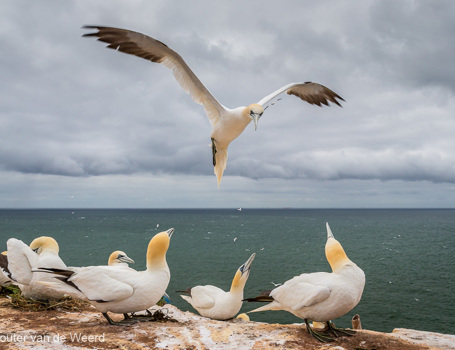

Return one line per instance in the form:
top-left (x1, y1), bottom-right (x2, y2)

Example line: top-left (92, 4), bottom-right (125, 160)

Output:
top-left (239, 265), bottom-right (245, 273)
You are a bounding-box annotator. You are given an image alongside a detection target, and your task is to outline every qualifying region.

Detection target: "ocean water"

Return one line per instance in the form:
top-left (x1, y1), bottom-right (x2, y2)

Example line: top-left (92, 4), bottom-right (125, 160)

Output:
top-left (1, 208), bottom-right (454, 334)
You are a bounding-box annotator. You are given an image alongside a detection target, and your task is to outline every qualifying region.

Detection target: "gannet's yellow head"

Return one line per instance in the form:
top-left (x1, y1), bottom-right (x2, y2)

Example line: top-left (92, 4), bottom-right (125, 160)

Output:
top-left (325, 222), bottom-right (350, 273)
top-left (108, 250), bottom-right (135, 266)
top-left (230, 253), bottom-right (256, 293)
top-left (146, 228), bottom-right (174, 269)
top-left (245, 104), bottom-right (264, 130)
top-left (29, 236), bottom-right (59, 255)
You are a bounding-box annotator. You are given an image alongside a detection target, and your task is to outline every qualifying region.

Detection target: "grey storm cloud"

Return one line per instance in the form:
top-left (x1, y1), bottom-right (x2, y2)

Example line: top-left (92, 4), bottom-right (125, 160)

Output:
top-left (1, 0), bottom-right (455, 209)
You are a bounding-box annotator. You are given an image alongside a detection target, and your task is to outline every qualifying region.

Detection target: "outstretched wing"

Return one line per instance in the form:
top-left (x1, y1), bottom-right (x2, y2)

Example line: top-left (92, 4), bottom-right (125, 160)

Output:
top-left (257, 82), bottom-right (344, 109)
top-left (83, 25), bottom-right (225, 126)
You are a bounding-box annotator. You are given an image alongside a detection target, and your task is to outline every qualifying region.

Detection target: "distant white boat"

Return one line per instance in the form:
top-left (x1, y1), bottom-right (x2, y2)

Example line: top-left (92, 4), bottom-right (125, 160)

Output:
top-left (237, 208), bottom-right (242, 212)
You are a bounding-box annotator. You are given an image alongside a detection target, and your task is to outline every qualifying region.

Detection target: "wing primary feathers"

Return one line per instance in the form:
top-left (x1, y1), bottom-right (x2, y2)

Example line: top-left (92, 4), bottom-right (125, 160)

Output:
top-left (0, 254), bottom-right (10, 276)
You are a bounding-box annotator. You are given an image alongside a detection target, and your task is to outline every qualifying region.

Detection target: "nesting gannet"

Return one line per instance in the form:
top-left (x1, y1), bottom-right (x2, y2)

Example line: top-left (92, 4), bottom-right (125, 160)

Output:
top-left (0, 251), bottom-right (11, 286)
top-left (107, 250), bottom-right (135, 267)
top-left (38, 228), bottom-right (174, 325)
top-left (245, 223), bottom-right (365, 342)
top-left (6, 236), bottom-right (67, 300)
top-left (180, 253), bottom-right (255, 320)
top-left (83, 26), bottom-right (344, 187)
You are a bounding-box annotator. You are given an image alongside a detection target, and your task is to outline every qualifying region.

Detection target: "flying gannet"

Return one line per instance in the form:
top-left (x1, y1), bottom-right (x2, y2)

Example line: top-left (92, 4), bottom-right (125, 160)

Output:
top-left (6, 236), bottom-right (68, 300)
top-left (82, 26), bottom-right (345, 187)
top-left (38, 228), bottom-right (174, 325)
top-left (0, 251), bottom-right (11, 286)
top-left (244, 223), bottom-right (365, 342)
top-left (180, 253), bottom-right (255, 320)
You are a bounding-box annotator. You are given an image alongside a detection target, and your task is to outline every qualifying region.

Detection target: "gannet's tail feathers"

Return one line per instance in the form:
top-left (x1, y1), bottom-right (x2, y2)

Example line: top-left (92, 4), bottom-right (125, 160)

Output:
top-left (243, 290), bottom-right (280, 313)
top-left (214, 148), bottom-right (228, 188)
top-left (243, 290), bottom-right (273, 303)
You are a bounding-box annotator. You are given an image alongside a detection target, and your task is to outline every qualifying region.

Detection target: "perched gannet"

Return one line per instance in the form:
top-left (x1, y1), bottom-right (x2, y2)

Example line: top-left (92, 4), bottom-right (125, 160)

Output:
top-left (0, 251), bottom-right (11, 286)
top-left (6, 236), bottom-right (67, 300)
top-left (107, 250), bottom-right (135, 267)
top-left (38, 228), bottom-right (174, 325)
top-left (245, 223), bottom-right (365, 342)
top-left (180, 253), bottom-right (255, 320)
top-left (83, 26), bottom-right (344, 187)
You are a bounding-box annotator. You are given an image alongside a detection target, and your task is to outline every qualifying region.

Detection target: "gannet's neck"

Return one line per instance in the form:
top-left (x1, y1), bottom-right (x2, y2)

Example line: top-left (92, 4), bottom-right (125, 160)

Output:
top-left (146, 231), bottom-right (171, 270)
top-left (230, 270), bottom-right (245, 294)
top-left (325, 238), bottom-right (351, 273)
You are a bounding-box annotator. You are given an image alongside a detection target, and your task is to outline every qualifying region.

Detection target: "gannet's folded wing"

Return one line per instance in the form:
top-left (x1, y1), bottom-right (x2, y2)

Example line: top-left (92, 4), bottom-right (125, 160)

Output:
top-left (187, 285), bottom-right (220, 309)
top-left (56, 266), bottom-right (135, 302)
top-left (6, 238), bottom-right (38, 285)
top-left (257, 82), bottom-right (344, 109)
top-left (83, 26), bottom-right (224, 125)
top-left (271, 280), bottom-right (331, 311)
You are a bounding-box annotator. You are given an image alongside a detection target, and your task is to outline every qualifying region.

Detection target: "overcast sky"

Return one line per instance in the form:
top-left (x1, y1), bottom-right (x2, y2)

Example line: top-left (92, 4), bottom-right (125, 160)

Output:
top-left (1, 0), bottom-right (454, 208)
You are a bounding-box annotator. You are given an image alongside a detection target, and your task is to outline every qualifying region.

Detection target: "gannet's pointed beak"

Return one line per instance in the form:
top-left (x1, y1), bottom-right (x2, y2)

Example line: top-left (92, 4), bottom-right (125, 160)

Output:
top-left (240, 253), bottom-right (256, 276)
top-left (118, 255), bottom-right (135, 264)
top-left (166, 228), bottom-right (175, 238)
top-left (326, 222), bottom-right (335, 239)
top-left (252, 114), bottom-right (260, 131)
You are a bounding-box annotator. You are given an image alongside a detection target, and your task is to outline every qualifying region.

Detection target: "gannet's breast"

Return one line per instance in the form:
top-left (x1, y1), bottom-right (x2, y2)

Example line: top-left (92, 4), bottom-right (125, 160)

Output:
top-left (272, 264), bottom-right (365, 322)
top-left (211, 107), bottom-right (250, 147)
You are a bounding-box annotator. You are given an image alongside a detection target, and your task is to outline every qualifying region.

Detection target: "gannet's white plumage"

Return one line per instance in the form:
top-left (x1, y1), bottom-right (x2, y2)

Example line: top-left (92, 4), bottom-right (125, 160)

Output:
top-left (246, 223), bottom-right (365, 341)
top-left (107, 250), bottom-right (135, 267)
top-left (39, 228), bottom-right (174, 325)
top-left (180, 253), bottom-right (255, 320)
top-left (83, 26), bottom-right (345, 187)
top-left (6, 236), bottom-right (67, 300)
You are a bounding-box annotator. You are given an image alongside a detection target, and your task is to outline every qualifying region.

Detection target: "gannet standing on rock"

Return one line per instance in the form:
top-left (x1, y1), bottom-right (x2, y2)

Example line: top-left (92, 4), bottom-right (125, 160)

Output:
top-left (6, 236), bottom-right (67, 300)
top-left (245, 223), bottom-right (365, 342)
top-left (180, 253), bottom-right (256, 320)
top-left (38, 228), bottom-right (174, 325)
top-left (82, 26), bottom-right (344, 187)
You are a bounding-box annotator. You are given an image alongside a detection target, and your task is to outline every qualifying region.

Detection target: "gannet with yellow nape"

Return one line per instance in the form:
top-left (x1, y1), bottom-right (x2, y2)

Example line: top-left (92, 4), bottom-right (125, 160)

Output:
top-left (37, 228), bottom-right (174, 325)
top-left (82, 26), bottom-right (344, 187)
top-left (244, 223), bottom-right (365, 342)
top-left (107, 250), bottom-right (135, 266)
top-left (6, 236), bottom-right (67, 300)
top-left (180, 253), bottom-right (256, 320)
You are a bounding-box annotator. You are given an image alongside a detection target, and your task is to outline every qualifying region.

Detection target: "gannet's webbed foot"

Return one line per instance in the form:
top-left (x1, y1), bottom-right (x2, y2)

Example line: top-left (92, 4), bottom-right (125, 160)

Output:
top-left (211, 138), bottom-right (217, 166)
top-left (304, 319), bottom-right (335, 343)
top-left (102, 312), bottom-right (137, 326)
top-left (123, 313), bottom-right (132, 320)
top-left (325, 320), bottom-right (356, 337)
